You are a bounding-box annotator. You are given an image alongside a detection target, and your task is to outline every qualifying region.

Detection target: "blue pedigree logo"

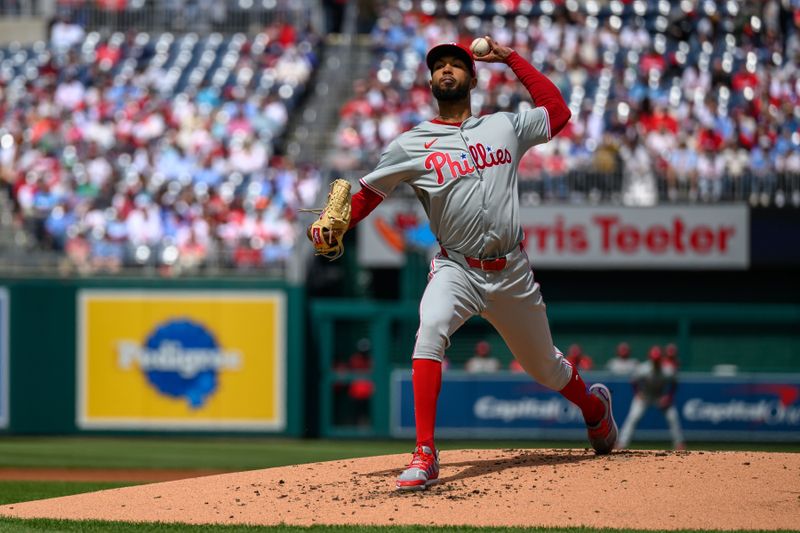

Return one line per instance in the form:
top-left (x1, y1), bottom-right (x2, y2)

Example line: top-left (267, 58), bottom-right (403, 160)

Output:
top-left (117, 319), bottom-right (242, 408)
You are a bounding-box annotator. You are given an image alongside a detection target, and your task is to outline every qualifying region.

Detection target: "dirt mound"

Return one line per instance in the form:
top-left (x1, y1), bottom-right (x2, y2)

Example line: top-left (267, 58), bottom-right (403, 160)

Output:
top-left (0, 449), bottom-right (798, 530)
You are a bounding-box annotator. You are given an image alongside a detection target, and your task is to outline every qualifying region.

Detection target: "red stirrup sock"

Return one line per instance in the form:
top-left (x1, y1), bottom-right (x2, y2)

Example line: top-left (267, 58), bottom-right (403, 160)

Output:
top-left (412, 358), bottom-right (442, 451)
top-left (559, 363), bottom-right (604, 425)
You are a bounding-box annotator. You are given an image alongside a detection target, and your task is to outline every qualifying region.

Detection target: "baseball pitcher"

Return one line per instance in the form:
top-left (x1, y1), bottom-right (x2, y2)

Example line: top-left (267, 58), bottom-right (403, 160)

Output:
top-left (307, 37), bottom-right (619, 491)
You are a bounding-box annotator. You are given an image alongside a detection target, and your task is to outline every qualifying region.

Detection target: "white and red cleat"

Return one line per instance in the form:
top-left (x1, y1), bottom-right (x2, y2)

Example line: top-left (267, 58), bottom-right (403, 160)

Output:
top-left (395, 445), bottom-right (440, 491)
top-left (587, 383), bottom-right (618, 455)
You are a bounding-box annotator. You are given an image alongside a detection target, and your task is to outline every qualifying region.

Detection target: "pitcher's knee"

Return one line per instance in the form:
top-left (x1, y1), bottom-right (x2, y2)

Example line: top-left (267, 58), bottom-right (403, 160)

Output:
top-left (414, 319), bottom-right (450, 361)
top-left (525, 357), bottom-right (572, 391)
top-left (512, 346), bottom-right (571, 390)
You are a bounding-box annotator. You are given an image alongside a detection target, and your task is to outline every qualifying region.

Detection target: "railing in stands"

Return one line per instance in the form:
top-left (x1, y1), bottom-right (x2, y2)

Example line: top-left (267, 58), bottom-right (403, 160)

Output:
top-left (334, 170), bottom-right (800, 208)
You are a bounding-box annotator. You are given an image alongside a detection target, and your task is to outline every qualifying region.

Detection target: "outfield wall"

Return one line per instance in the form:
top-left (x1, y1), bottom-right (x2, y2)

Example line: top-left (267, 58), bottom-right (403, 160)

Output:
top-left (310, 299), bottom-right (800, 440)
top-left (1, 279), bottom-right (798, 440)
top-left (0, 278), bottom-right (305, 435)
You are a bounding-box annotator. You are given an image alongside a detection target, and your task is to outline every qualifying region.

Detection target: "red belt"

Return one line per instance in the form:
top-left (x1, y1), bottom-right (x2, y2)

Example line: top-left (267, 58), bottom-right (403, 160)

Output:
top-left (440, 246), bottom-right (517, 271)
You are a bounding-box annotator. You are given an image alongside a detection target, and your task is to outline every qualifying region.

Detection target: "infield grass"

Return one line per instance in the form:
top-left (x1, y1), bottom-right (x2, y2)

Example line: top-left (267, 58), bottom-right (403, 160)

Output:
top-left (0, 520), bottom-right (788, 533)
top-left (0, 480), bottom-right (132, 505)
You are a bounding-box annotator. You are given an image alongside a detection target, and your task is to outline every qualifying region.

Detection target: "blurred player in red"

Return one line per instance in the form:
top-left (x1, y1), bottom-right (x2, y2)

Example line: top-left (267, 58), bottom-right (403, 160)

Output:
top-left (566, 343), bottom-right (594, 371)
top-left (465, 340), bottom-right (501, 373)
top-left (617, 346), bottom-right (685, 450)
top-left (663, 343), bottom-right (679, 372)
top-left (606, 341), bottom-right (638, 375)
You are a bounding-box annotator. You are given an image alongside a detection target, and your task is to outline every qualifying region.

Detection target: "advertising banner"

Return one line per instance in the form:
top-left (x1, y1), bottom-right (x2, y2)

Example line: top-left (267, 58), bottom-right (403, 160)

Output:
top-left (78, 290), bottom-right (286, 431)
top-left (0, 288), bottom-right (7, 429)
top-left (391, 371), bottom-right (800, 441)
top-left (358, 203), bottom-right (749, 269)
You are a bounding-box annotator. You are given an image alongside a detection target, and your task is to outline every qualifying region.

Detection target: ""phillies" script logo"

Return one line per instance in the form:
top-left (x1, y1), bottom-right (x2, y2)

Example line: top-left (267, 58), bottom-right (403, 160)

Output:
top-left (425, 143), bottom-right (512, 184)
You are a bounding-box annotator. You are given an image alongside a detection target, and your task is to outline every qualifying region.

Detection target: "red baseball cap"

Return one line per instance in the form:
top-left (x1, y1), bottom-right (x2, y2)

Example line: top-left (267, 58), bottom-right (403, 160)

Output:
top-left (426, 42), bottom-right (476, 77)
top-left (649, 346), bottom-right (663, 361)
top-left (665, 343), bottom-right (678, 358)
top-left (475, 340), bottom-right (491, 356)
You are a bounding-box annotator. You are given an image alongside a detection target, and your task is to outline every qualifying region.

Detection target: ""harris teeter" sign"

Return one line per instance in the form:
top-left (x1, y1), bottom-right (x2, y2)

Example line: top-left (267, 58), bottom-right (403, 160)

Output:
top-left (359, 202), bottom-right (749, 269)
top-left (521, 205), bottom-right (749, 268)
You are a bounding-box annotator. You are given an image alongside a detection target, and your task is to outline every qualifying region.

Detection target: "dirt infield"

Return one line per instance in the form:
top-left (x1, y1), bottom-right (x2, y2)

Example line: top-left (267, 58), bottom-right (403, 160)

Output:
top-left (0, 449), bottom-right (798, 530)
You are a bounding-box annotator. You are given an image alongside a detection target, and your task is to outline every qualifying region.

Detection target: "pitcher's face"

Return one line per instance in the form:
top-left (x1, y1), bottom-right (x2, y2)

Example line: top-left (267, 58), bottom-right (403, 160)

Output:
top-left (429, 55), bottom-right (476, 101)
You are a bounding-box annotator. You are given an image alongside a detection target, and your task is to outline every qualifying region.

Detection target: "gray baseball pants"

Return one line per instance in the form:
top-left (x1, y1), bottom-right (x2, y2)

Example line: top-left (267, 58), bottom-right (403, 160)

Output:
top-left (412, 245), bottom-right (573, 391)
top-left (618, 395), bottom-right (685, 448)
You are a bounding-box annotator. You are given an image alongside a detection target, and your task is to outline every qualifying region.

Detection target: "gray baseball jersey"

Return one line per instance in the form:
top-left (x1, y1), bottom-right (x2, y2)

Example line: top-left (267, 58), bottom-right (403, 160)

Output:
top-left (359, 106), bottom-right (573, 392)
top-left (631, 361), bottom-right (678, 402)
top-left (619, 361), bottom-right (684, 448)
top-left (359, 107), bottom-right (551, 258)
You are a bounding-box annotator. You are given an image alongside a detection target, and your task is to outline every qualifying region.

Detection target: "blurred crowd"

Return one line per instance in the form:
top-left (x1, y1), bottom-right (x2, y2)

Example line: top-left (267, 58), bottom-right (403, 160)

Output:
top-left (458, 338), bottom-right (680, 375)
top-left (332, 0), bottom-right (800, 207)
top-left (0, 21), bottom-right (323, 273)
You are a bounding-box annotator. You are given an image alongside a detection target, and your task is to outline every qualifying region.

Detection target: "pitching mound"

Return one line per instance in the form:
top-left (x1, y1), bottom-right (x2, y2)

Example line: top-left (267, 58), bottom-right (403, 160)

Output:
top-left (0, 449), bottom-right (798, 530)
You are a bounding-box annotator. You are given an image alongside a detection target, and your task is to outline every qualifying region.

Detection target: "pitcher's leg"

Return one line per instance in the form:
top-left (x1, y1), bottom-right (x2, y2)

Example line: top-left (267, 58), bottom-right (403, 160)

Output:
top-left (413, 260), bottom-right (482, 362)
top-left (397, 260), bottom-right (483, 491)
top-left (483, 271), bottom-right (601, 419)
top-left (482, 278), bottom-right (570, 390)
top-left (483, 257), bottom-right (614, 452)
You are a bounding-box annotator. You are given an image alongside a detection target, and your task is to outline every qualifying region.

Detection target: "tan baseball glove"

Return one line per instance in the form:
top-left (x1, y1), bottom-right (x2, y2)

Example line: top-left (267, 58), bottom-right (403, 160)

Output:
top-left (303, 179), bottom-right (352, 260)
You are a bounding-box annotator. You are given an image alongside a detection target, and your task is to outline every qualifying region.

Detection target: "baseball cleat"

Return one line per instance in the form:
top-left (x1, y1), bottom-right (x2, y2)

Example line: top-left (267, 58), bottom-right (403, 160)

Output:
top-left (395, 445), bottom-right (440, 491)
top-left (586, 383), bottom-right (618, 455)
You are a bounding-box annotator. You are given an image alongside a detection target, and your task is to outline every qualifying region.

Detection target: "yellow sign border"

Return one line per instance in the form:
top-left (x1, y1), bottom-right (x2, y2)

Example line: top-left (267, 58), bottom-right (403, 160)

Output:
top-left (76, 289), bottom-right (286, 431)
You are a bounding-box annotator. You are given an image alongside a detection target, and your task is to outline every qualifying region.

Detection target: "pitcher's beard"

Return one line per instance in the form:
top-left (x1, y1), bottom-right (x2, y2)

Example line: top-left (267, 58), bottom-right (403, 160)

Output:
top-left (432, 83), bottom-right (469, 102)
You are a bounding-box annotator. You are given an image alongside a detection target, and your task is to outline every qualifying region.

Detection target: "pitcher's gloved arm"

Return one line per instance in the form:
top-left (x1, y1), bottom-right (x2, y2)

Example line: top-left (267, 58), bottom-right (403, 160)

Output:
top-left (348, 186), bottom-right (384, 229)
top-left (658, 394), bottom-right (674, 409)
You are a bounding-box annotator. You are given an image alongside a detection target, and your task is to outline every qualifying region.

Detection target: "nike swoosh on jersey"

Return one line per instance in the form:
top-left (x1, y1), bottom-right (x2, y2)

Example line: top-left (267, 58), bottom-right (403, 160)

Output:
top-left (424, 139), bottom-right (438, 149)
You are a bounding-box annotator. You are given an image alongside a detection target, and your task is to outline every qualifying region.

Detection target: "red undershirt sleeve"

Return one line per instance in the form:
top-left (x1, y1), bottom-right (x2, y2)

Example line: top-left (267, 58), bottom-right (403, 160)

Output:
top-left (348, 186), bottom-right (384, 229)
top-left (505, 51), bottom-right (571, 137)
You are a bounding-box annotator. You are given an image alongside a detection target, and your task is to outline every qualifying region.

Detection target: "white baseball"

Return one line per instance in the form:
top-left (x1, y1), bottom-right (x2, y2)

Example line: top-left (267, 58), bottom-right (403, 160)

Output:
top-left (470, 37), bottom-right (491, 57)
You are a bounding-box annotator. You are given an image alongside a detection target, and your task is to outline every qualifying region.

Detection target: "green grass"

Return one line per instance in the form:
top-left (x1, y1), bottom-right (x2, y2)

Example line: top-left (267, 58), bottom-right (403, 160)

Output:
top-left (0, 481), bottom-right (132, 505)
top-left (0, 521), bottom-right (788, 533)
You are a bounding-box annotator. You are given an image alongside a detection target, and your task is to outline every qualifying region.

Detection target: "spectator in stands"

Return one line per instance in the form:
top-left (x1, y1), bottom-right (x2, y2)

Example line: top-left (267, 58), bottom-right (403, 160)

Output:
top-left (566, 343), bottom-right (594, 371)
top-left (465, 340), bottom-right (501, 374)
top-left (176, 224), bottom-right (209, 273)
top-left (49, 14), bottom-right (85, 52)
top-left (606, 341), bottom-right (638, 376)
top-left (619, 133), bottom-right (658, 206)
top-left (60, 227), bottom-right (92, 275)
top-left (2, 25), bottom-right (322, 273)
